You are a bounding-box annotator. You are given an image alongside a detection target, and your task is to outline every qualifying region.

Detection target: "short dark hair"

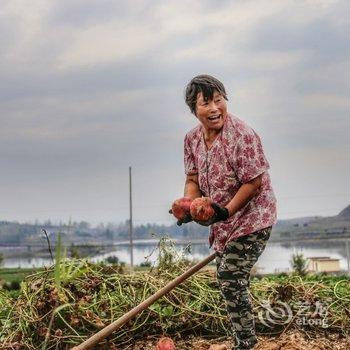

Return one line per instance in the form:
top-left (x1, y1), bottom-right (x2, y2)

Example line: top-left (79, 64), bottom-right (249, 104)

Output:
top-left (184, 74), bottom-right (228, 114)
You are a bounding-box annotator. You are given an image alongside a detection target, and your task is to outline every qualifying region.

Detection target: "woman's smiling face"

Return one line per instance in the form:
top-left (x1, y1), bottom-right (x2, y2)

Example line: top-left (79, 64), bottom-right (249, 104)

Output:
top-left (195, 90), bottom-right (227, 132)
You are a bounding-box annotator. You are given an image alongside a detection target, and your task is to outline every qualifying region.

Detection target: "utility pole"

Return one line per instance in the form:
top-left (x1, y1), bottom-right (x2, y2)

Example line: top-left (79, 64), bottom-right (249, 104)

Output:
top-left (129, 166), bottom-right (134, 268)
top-left (346, 239), bottom-right (350, 276)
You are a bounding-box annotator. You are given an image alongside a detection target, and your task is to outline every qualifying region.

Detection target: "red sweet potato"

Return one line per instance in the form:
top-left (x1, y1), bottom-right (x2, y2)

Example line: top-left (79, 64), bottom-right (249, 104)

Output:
top-left (156, 336), bottom-right (175, 350)
top-left (190, 197), bottom-right (215, 221)
top-left (171, 197), bottom-right (192, 220)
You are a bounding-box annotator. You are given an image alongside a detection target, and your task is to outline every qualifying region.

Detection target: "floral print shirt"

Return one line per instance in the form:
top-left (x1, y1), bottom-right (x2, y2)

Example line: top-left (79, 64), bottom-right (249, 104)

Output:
top-left (184, 114), bottom-right (277, 252)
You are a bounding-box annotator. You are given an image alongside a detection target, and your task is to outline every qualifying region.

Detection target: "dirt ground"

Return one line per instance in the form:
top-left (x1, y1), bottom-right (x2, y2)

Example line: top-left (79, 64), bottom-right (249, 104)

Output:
top-left (121, 330), bottom-right (350, 350)
top-left (3, 330), bottom-right (349, 349)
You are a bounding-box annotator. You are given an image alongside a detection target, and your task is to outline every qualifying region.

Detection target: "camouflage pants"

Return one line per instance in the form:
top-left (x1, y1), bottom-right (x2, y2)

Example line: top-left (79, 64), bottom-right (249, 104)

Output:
top-left (216, 226), bottom-right (272, 350)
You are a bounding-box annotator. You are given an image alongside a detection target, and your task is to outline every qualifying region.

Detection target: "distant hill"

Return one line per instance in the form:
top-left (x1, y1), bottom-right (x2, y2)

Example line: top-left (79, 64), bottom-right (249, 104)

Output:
top-left (338, 204), bottom-right (350, 220)
top-left (274, 216), bottom-right (320, 228)
top-left (273, 203), bottom-right (350, 240)
top-left (276, 203), bottom-right (350, 226)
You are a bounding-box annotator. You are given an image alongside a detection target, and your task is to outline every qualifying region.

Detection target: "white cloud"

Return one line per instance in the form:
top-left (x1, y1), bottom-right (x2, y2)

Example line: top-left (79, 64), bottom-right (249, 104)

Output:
top-left (56, 23), bottom-right (161, 69)
top-left (55, 1), bottom-right (295, 69)
top-left (304, 93), bottom-right (350, 110)
top-left (0, 1), bottom-right (52, 64)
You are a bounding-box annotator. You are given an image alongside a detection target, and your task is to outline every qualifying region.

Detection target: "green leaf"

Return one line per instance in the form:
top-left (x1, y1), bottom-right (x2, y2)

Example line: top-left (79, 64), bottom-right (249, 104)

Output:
top-left (161, 305), bottom-right (174, 317)
top-left (149, 303), bottom-right (162, 313)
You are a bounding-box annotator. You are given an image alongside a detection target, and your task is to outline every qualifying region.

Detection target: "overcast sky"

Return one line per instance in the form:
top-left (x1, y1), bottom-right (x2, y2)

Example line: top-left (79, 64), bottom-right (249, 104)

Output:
top-left (1, 0), bottom-right (349, 226)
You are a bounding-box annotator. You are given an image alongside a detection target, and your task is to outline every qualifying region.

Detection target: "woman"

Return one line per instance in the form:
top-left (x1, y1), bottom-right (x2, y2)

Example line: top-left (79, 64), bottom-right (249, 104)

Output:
top-left (171, 74), bottom-right (277, 350)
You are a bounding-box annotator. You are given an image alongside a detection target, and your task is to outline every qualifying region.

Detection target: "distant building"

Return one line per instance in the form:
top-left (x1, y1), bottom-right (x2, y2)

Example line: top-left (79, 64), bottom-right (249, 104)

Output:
top-left (307, 256), bottom-right (340, 273)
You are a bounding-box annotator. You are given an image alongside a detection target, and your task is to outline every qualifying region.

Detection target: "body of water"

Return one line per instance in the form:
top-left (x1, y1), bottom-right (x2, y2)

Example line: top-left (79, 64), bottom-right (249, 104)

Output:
top-left (2, 238), bottom-right (350, 274)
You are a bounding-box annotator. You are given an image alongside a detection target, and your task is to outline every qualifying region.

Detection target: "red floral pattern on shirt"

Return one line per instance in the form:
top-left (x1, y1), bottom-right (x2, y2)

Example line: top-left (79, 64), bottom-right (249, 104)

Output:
top-left (184, 114), bottom-right (277, 252)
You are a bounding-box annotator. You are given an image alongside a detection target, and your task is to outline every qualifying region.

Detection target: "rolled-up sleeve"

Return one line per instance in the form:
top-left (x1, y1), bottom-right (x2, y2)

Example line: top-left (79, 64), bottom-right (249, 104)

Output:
top-left (184, 134), bottom-right (198, 175)
top-left (231, 127), bottom-right (270, 183)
